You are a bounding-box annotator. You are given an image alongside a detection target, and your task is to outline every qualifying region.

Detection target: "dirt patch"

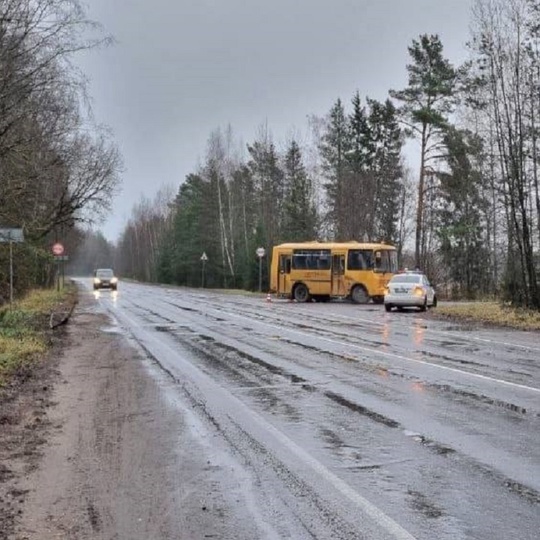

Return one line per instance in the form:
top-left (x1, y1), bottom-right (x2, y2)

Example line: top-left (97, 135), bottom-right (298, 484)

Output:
top-left (0, 343), bottom-right (63, 539)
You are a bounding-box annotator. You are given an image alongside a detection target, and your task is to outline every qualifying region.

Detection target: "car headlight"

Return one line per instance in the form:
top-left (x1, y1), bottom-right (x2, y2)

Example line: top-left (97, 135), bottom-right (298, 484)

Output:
top-left (94, 278), bottom-right (101, 284)
top-left (111, 277), bottom-right (118, 284)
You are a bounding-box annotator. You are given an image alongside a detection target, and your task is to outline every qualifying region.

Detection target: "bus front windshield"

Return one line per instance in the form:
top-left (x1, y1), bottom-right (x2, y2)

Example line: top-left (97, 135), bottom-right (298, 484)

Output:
top-left (374, 250), bottom-right (398, 273)
top-left (348, 249), bottom-right (397, 273)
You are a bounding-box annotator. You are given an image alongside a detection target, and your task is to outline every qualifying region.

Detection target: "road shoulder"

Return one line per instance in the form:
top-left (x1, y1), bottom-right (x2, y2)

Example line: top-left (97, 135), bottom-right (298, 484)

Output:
top-left (3, 293), bottom-right (259, 540)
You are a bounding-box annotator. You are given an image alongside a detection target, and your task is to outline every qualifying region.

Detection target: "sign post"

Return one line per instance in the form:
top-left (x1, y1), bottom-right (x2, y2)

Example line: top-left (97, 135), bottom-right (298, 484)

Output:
top-left (52, 243), bottom-right (64, 291)
top-left (200, 252), bottom-right (208, 288)
top-left (0, 228), bottom-right (25, 306)
top-left (256, 247), bottom-right (266, 292)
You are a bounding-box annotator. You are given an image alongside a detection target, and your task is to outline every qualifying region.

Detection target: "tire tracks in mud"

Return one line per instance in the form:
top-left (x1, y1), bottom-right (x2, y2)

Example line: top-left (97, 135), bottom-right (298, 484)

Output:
top-left (129, 293), bottom-right (540, 420)
top-left (161, 293), bottom-right (540, 391)
top-left (116, 297), bottom-right (540, 509)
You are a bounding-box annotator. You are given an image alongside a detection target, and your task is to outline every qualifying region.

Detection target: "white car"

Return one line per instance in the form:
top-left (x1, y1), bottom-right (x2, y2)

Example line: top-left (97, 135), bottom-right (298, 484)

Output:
top-left (384, 272), bottom-right (437, 312)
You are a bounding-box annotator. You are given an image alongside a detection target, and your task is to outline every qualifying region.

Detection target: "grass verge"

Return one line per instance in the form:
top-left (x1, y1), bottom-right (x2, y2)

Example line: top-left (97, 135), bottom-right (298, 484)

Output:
top-left (435, 301), bottom-right (540, 331)
top-left (0, 286), bottom-right (77, 386)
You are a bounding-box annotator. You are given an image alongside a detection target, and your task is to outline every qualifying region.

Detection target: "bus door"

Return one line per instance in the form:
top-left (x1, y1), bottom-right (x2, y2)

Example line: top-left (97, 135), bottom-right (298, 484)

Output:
top-left (331, 254), bottom-right (345, 296)
top-left (278, 254), bottom-right (292, 296)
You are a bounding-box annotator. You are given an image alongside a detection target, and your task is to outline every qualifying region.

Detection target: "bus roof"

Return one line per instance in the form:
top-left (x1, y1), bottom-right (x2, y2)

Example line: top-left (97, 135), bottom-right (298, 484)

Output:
top-left (273, 241), bottom-right (395, 250)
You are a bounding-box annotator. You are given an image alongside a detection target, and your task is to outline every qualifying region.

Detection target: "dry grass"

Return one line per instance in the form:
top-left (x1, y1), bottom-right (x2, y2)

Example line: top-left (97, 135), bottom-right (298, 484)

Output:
top-left (0, 287), bottom-right (75, 385)
top-left (436, 302), bottom-right (540, 331)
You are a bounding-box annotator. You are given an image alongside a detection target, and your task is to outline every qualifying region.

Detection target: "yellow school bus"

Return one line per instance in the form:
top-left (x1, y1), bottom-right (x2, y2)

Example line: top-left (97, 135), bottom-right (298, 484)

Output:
top-left (269, 241), bottom-right (397, 303)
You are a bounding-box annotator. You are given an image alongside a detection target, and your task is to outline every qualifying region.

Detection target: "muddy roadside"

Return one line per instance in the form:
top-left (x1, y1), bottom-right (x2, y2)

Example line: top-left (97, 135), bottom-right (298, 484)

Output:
top-left (1, 290), bottom-right (261, 540)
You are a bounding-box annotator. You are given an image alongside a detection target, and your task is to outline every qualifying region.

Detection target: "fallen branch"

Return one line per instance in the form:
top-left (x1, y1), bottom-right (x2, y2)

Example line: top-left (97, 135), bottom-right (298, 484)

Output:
top-left (49, 301), bottom-right (78, 330)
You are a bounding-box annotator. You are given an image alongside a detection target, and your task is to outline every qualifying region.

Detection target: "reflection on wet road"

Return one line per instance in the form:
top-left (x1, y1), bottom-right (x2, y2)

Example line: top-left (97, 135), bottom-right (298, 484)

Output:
top-left (83, 280), bottom-right (540, 540)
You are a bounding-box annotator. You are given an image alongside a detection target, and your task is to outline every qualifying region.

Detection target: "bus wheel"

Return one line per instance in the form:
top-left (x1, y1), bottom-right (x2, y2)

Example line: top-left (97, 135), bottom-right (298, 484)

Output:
top-left (293, 283), bottom-right (310, 303)
top-left (351, 285), bottom-right (369, 304)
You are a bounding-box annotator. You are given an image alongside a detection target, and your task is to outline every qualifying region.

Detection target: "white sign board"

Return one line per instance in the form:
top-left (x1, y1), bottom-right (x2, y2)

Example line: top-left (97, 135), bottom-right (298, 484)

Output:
top-left (256, 247), bottom-right (266, 258)
top-left (200, 252), bottom-right (208, 261)
top-left (0, 228), bottom-right (24, 243)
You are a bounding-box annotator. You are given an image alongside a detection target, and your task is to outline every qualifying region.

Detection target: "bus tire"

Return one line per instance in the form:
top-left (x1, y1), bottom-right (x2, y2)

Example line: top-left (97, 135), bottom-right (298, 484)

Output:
top-left (351, 285), bottom-right (369, 304)
top-left (293, 283), bottom-right (310, 303)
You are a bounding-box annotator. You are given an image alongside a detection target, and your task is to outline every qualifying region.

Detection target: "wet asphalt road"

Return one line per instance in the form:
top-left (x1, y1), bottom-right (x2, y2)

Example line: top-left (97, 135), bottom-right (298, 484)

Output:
top-left (84, 280), bottom-right (540, 540)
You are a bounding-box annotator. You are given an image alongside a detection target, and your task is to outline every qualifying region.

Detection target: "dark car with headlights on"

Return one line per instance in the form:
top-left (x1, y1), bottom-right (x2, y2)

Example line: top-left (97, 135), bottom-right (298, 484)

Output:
top-left (93, 268), bottom-right (118, 291)
top-left (384, 271), bottom-right (436, 312)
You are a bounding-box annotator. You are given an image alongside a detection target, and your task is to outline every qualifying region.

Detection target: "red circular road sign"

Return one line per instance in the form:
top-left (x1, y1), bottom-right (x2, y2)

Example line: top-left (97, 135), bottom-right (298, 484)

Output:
top-left (52, 243), bottom-right (64, 256)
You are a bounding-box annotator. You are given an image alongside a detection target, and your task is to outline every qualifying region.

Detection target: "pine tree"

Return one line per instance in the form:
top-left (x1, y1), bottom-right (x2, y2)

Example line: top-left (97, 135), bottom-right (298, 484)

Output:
top-left (247, 129), bottom-right (284, 288)
top-left (161, 174), bottom-right (220, 287)
top-left (437, 128), bottom-right (489, 298)
top-left (368, 98), bottom-right (404, 244)
top-left (319, 99), bottom-right (350, 239)
top-left (345, 93), bottom-right (375, 239)
top-left (390, 34), bottom-right (459, 268)
top-left (282, 140), bottom-right (318, 242)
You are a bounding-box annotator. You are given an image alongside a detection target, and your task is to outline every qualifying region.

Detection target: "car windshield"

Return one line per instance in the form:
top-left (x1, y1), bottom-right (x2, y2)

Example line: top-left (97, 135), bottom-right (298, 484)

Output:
top-left (96, 269), bottom-right (114, 278)
top-left (390, 274), bottom-right (422, 284)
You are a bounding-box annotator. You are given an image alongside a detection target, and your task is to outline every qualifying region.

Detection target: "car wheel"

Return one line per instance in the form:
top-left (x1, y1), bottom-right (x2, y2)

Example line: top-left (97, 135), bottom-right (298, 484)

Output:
top-left (385, 304), bottom-right (392, 312)
top-left (293, 283), bottom-right (310, 303)
top-left (351, 285), bottom-right (369, 304)
top-left (432, 295), bottom-right (437, 308)
top-left (419, 296), bottom-right (427, 312)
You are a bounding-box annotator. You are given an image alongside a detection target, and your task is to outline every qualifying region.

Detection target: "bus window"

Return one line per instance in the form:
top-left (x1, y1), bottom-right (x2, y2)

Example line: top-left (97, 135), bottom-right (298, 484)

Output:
top-left (292, 250), bottom-right (331, 270)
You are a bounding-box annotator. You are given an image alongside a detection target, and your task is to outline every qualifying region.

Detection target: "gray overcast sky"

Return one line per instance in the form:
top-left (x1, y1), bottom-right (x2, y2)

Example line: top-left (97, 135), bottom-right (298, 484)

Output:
top-left (78, 0), bottom-right (473, 241)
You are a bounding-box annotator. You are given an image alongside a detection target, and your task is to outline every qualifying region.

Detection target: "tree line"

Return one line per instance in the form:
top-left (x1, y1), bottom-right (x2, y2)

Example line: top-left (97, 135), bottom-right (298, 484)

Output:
top-left (0, 0), bottom-right (121, 302)
top-left (114, 0), bottom-right (540, 309)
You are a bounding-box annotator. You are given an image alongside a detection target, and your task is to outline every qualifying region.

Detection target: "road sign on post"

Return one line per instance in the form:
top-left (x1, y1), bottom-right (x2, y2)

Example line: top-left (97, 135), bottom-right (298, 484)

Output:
top-left (200, 252), bottom-right (208, 288)
top-left (0, 228), bottom-right (25, 306)
top-left (52, 242), bottom-right (65, 291)
top-left (256, 247), bottom-right (266, 293)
